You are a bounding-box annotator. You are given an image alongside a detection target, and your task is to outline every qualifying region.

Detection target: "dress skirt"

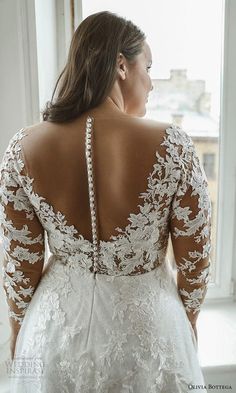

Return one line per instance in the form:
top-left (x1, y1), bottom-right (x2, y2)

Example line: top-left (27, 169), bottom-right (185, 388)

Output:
top-left (9, 254), bottom-right (207, 393)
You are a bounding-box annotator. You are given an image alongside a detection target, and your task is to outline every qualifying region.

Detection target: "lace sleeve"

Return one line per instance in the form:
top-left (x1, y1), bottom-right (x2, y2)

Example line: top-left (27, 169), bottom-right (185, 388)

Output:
top-left (169, 129), bottom-right (212, 325)
top-left (0, 132), bottom-right (45, 333)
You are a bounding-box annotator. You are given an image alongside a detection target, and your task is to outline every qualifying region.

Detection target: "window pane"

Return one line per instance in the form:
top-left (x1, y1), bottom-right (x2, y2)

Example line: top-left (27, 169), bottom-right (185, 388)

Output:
top-left (82, 0), bottom-right (224, 283)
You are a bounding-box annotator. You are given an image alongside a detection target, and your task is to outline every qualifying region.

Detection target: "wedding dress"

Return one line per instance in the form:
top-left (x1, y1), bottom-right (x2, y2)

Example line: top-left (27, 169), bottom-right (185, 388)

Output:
top-left (0, 116), bottom-right (211, 392)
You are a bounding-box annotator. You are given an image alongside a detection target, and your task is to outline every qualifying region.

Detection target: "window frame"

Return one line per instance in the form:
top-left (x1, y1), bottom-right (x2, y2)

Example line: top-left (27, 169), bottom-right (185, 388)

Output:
top-left (209, 0), bottom-right (236, 301)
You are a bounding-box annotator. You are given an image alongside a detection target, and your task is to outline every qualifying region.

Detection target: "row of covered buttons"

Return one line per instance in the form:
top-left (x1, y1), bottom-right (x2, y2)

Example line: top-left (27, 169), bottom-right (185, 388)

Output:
top-left (85, 116), bottom-right (99, 276)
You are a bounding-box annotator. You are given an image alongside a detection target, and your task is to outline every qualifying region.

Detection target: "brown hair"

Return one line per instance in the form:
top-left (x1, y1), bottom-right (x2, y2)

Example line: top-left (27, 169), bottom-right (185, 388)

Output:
top-left (41, 11), bottom-right (146, 123)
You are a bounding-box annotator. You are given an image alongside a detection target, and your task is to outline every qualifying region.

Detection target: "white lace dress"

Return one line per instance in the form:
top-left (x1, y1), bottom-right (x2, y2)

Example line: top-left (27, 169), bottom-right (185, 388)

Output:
top-left (0, 117), bottom-right (211, 392)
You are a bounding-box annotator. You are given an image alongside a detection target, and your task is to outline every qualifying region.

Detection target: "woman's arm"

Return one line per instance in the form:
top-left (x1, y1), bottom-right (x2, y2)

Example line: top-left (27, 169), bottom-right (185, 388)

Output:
top-left (0, 134), bottom-right (45, 358)
top-left (170, 130), bottom-right (212, 328)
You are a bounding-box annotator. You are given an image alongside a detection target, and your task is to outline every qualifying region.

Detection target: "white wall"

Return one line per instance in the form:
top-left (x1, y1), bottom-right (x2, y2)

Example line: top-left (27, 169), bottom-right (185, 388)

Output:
top-left (0, 0), bottom-right (39, 157)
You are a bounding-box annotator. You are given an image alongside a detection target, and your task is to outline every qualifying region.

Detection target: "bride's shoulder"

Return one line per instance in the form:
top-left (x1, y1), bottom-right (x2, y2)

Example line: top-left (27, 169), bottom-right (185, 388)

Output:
top-left (124, 116), bottom-right (172, 135)
top-left (127, 118), bottom-right (192, 147)
top-left (122, 117), bottom-right (174, 146)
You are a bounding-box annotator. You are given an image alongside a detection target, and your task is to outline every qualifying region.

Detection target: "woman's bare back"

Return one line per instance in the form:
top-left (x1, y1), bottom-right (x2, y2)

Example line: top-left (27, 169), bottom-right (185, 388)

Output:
top-left (20, 106), bottom-right (170, 242)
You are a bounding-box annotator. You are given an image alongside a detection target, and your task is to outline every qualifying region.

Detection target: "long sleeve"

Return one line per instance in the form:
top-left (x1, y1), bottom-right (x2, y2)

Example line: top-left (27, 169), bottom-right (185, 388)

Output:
top-left (0, 133), bottom-right (45, 333)
top-left (170, 131), bottom-right (211, 326)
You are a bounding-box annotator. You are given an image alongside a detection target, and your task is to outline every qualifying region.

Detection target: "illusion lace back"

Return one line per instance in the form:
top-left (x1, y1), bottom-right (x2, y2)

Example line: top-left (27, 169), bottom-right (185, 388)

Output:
top-left (0, 116), bottom-right (211, 392)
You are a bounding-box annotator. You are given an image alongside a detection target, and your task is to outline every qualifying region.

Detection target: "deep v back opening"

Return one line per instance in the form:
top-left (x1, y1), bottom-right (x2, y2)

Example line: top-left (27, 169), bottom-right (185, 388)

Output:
top-left (17, 120), bottom-right (175, 245)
